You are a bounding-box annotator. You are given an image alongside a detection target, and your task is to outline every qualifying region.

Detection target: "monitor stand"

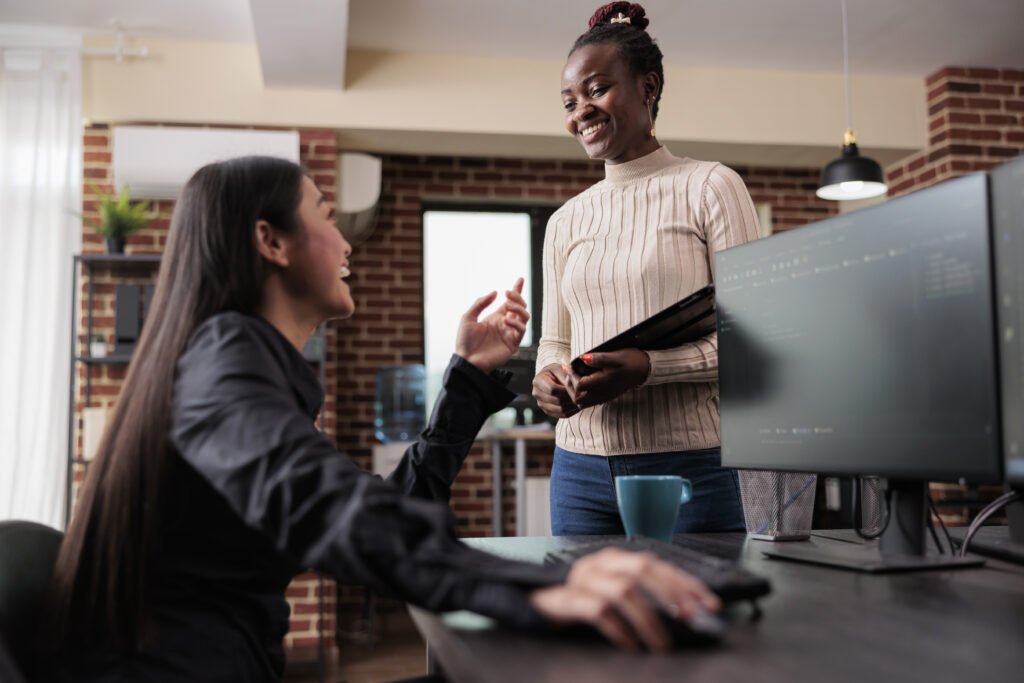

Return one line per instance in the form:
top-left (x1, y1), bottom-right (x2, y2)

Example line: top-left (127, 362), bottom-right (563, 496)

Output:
top-left (947, 497), bottom-right (1024, 565)
top-left (760, 480), bottom-right (985, 573)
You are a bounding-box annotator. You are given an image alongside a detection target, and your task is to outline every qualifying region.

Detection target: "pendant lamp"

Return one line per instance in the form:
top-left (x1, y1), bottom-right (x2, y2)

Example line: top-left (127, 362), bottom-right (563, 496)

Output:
top-left (816, 0), bottom-right (888, 201)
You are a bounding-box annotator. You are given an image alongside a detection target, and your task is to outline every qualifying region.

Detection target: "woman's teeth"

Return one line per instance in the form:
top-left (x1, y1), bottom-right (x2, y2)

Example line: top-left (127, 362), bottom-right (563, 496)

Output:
top-left (339, 265), bottom-right (351, 279)
top-left (581, 121), bottom-right (606, 137)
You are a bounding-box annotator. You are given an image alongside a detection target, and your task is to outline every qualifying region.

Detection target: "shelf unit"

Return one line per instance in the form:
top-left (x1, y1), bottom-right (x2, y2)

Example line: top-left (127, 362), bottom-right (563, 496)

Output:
top-left (66, 253), bottom-right (162, 521)
top-left (67, 252), bottom-right (329, 678)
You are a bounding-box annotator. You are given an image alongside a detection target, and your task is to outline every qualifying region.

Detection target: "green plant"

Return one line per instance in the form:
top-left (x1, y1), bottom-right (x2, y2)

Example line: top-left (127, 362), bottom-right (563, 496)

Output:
top-left (82, 185), bottom-right (164, 240)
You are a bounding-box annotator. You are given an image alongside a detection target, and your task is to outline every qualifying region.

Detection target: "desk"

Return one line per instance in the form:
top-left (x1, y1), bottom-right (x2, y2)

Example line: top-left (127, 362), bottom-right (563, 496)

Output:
top-left (483, 428), bottom-right (555, 537)
top-left (409, 533), bottom-right (1024, 683)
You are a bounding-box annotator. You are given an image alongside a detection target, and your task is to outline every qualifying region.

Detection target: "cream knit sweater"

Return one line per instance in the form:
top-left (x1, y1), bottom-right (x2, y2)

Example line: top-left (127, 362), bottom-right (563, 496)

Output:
top-left (537, 146), bottom-right (760, 456)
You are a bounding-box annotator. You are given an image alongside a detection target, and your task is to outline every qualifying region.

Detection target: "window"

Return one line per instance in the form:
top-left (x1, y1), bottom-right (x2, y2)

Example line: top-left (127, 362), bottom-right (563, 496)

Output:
top-left (422, 204), bottom-right (553, 416)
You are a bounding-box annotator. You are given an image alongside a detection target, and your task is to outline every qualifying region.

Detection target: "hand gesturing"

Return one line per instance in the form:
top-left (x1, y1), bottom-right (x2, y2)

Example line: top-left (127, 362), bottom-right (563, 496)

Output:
top-left (455, 278), bottom-right (529, 374)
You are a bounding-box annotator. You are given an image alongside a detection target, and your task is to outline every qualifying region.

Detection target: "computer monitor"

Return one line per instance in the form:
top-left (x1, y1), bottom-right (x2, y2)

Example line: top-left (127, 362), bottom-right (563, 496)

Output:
top-left (968, 154), bottom-right (1024, 562)
top-left (717, 172), bottom-right (1002, 572)
top-left (992, 155), bottom-right (1024, 492)
top-left (499, 346), bottom-right (545, 425)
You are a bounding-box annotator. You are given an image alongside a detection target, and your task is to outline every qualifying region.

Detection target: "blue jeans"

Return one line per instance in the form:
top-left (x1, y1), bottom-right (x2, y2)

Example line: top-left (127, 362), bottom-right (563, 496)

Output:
top-left (550, 446), bottom-right (746, 536)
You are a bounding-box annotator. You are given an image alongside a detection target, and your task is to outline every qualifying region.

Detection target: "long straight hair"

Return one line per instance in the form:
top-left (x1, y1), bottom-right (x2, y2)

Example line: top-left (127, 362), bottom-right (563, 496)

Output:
top-left (49, 156), bottom-right (306, 649)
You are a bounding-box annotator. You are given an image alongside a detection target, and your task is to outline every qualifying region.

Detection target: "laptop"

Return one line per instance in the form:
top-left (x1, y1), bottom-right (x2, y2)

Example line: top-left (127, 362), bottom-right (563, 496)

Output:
top-left (570, 284), bottom-right (716, 376)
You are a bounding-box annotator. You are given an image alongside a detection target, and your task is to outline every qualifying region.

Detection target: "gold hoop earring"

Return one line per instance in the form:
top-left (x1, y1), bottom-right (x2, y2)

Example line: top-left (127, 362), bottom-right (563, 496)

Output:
top-left (647, 99), bottom-right (656, 137)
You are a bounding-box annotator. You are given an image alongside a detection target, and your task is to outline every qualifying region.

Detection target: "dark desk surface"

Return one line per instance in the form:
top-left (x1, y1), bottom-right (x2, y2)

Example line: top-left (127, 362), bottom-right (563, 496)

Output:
top-left (409, 533), bottom-right (1024, 683)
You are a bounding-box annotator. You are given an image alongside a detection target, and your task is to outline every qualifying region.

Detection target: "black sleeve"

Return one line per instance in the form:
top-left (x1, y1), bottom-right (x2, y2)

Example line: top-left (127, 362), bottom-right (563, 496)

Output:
top-left (385, 354), bottom-right (515, 502)
top-left (171, 321), bottom-right (567, 628)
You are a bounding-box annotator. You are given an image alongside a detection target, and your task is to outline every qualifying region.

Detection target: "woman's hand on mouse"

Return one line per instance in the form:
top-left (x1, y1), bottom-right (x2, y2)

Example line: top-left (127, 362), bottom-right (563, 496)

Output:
top-left (528, 547), bottom-right (721, 652)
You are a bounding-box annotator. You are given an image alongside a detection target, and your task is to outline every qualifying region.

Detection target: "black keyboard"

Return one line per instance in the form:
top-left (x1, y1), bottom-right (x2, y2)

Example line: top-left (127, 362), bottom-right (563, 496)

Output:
top-left (544, 537), bottom-right (771, 604)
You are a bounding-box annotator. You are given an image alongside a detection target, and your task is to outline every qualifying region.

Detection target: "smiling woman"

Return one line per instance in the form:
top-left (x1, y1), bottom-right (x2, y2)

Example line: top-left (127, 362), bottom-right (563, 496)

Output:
top-left (535, 2), bottom-right (762, 538)
top-left (258, 175), bottom-right (356, 344)
top-left (560, 5), bottom-right (662, 164)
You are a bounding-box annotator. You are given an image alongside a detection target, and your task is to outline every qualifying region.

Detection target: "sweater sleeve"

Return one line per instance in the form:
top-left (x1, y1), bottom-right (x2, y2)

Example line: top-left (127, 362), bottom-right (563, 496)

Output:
top-left (171, 322), bottom-right (568, 629)
top-left (644, 163), bottom-right (761, 386)
top-left (536, 209), bottom-right (573, 373)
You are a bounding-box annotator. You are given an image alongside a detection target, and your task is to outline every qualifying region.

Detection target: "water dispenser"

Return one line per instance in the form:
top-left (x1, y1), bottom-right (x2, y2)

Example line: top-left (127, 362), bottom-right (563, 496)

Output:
top-left (374, 365), bottom-right (426, 442)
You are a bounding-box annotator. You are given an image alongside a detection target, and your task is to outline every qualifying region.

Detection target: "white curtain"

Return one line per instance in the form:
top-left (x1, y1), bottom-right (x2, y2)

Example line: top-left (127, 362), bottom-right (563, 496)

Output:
top-left (0, 34), bottom-right (82, 529)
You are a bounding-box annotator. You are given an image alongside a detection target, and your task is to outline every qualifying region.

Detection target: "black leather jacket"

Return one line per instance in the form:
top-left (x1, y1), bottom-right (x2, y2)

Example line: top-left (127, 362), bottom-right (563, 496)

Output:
top-left (62, 312), bottom-right (567, 682)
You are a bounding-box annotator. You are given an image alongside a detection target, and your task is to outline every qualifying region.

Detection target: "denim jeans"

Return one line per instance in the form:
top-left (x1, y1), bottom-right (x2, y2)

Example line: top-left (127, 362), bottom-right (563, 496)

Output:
top-left (549, 446), bottom-right (746, 536)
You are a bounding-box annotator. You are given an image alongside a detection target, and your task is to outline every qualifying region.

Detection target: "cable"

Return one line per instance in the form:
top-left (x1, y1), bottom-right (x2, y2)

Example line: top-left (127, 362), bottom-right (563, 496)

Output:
top-left (958, 490), bottom-right (1023, 558)
top-left (854, 477), bottom-right (891, 540)
top-left (927, 493), bottom-right (954, 555)
top-left (841, 0), bottom-right (852, 131)
top-left (928, 494), bottom-right (947, 551)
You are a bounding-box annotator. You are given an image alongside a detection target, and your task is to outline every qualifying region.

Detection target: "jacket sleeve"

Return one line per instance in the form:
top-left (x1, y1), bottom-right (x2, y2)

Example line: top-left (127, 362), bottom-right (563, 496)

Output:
top-left (384, 354), bottom-right (515, 502)
top-left (643, 163), bottom-right (761, 386)
top-left (171, 322), bottom-right (567, 628)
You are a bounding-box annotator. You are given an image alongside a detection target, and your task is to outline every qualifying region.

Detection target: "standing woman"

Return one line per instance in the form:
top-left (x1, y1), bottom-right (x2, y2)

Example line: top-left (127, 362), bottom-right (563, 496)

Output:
top-left (44, 156), bottom-right (721, 681)
top-left (534, 3), bottom-right (761, 536)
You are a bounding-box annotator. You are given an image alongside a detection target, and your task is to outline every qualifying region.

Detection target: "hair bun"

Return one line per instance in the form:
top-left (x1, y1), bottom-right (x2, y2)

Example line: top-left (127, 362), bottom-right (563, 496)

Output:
top-left (588, 2), bottom-right (650, 31)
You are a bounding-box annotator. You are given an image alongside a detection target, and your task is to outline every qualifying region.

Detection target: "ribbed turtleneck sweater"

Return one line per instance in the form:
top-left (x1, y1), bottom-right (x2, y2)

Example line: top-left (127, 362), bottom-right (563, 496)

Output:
top-left (537, 146), bottom-right (760, 456)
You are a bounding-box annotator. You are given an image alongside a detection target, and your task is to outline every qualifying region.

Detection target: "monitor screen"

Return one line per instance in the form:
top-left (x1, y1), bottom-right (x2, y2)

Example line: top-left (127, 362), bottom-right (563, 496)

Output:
top-left (991, 155), bottom-right (1024, 488)
top-left (501, 346), bottom-right (539, 397)
top-left (717, 173), bottom-right (1001, 485)
top-left (498, 346), bottom-right (545, 425)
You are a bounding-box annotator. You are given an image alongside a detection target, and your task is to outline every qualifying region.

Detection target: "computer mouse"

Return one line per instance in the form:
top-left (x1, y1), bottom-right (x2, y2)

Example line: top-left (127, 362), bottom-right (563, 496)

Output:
top-left (659, 606), bottom-right (726, 648)
top-left (559, 603), bottom-right (726, 649)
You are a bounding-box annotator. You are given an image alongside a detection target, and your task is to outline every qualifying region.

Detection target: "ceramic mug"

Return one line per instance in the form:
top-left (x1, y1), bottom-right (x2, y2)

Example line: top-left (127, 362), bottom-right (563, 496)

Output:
top-left (615, 475), bottom-right (693, 543)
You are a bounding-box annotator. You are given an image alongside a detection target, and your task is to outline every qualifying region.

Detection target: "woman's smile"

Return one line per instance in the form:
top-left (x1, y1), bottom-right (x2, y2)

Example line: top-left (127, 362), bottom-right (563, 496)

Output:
top-left (579, 120), bottom-right (609, 141)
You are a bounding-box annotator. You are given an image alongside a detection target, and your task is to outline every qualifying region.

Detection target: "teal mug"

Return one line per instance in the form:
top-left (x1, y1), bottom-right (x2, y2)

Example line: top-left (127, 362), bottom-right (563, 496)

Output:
top-left (615, 475), bottom-right (693, 543)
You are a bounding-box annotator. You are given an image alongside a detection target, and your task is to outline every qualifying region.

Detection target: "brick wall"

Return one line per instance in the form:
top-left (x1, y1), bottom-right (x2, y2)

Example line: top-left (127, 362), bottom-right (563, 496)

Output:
top-left (882, 65), bottom-right (1024, 524)
top-left (886, 66), bottom-right (1024, 197)
top-left (74, 125), bottom-right (339, 651)
top-left (735, 166), bottom-right (838, 232)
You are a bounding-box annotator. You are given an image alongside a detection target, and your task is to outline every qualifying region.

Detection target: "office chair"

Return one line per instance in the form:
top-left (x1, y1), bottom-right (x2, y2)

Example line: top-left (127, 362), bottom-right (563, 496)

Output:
top-left (0, 520), bottom-right (63, 681)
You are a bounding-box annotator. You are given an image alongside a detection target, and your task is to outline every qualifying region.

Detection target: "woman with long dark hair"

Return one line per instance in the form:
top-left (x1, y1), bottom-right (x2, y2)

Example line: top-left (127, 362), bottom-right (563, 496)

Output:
top-left (533, 3), bottom-right (761, 536)
top-left (46, 156), bottom-right (720, 680)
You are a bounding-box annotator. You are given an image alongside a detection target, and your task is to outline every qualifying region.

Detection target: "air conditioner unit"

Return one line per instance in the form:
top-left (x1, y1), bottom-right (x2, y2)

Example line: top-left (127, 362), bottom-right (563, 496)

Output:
top-left (112, 125), bottom-right (300, 200)
top-left (336, 152), bottom-right (382, 245)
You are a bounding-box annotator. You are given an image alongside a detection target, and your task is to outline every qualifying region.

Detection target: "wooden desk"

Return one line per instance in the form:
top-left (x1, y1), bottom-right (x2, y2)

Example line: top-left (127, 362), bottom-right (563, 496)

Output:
top-left (482, 428), bottom-right (555, 536)
top-left (409, 533), bottom-right (1024, 683)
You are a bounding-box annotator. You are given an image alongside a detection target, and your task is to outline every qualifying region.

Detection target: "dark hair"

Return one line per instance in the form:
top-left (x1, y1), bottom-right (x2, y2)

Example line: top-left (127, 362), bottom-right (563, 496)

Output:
top-left (570, 2), bottom-right (665, 120)
top-left (49, 156), bottom-right (306, 649)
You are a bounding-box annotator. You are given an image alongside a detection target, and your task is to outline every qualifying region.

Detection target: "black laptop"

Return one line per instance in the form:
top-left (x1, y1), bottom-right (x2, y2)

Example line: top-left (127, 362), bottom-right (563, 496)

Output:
top-left (570, 284), bottom-right (717, 376)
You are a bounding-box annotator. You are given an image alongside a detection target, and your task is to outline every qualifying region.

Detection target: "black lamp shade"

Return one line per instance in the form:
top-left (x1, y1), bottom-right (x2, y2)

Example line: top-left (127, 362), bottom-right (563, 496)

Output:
top-left (817, 143), bottom-right (888, 200)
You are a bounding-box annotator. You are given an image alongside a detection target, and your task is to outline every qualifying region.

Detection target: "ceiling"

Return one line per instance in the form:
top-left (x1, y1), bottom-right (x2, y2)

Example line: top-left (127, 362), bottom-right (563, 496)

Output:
top-left (2, 0), bottom-right (1024, 83)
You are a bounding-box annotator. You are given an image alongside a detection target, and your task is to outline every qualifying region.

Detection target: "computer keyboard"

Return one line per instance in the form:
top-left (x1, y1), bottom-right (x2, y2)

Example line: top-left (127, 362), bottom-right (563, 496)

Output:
top-left (544, 537), bottom-right (771, 604)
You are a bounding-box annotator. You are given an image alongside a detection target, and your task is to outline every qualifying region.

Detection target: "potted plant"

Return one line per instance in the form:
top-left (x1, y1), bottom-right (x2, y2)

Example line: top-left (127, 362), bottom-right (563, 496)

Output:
top-left (89, 334), bottom-right (108, 358)
top-left (82, 185), bottom-right (164, 254)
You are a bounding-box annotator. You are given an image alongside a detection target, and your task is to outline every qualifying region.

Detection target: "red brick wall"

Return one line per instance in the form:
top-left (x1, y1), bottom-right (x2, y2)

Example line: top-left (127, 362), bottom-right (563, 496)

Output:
top-left (734, 166), bottom-right (838, 232)
top-left (75, 125), bottom-right (339, 650)
top-left (887, 66), bottom-right (1024, 197)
